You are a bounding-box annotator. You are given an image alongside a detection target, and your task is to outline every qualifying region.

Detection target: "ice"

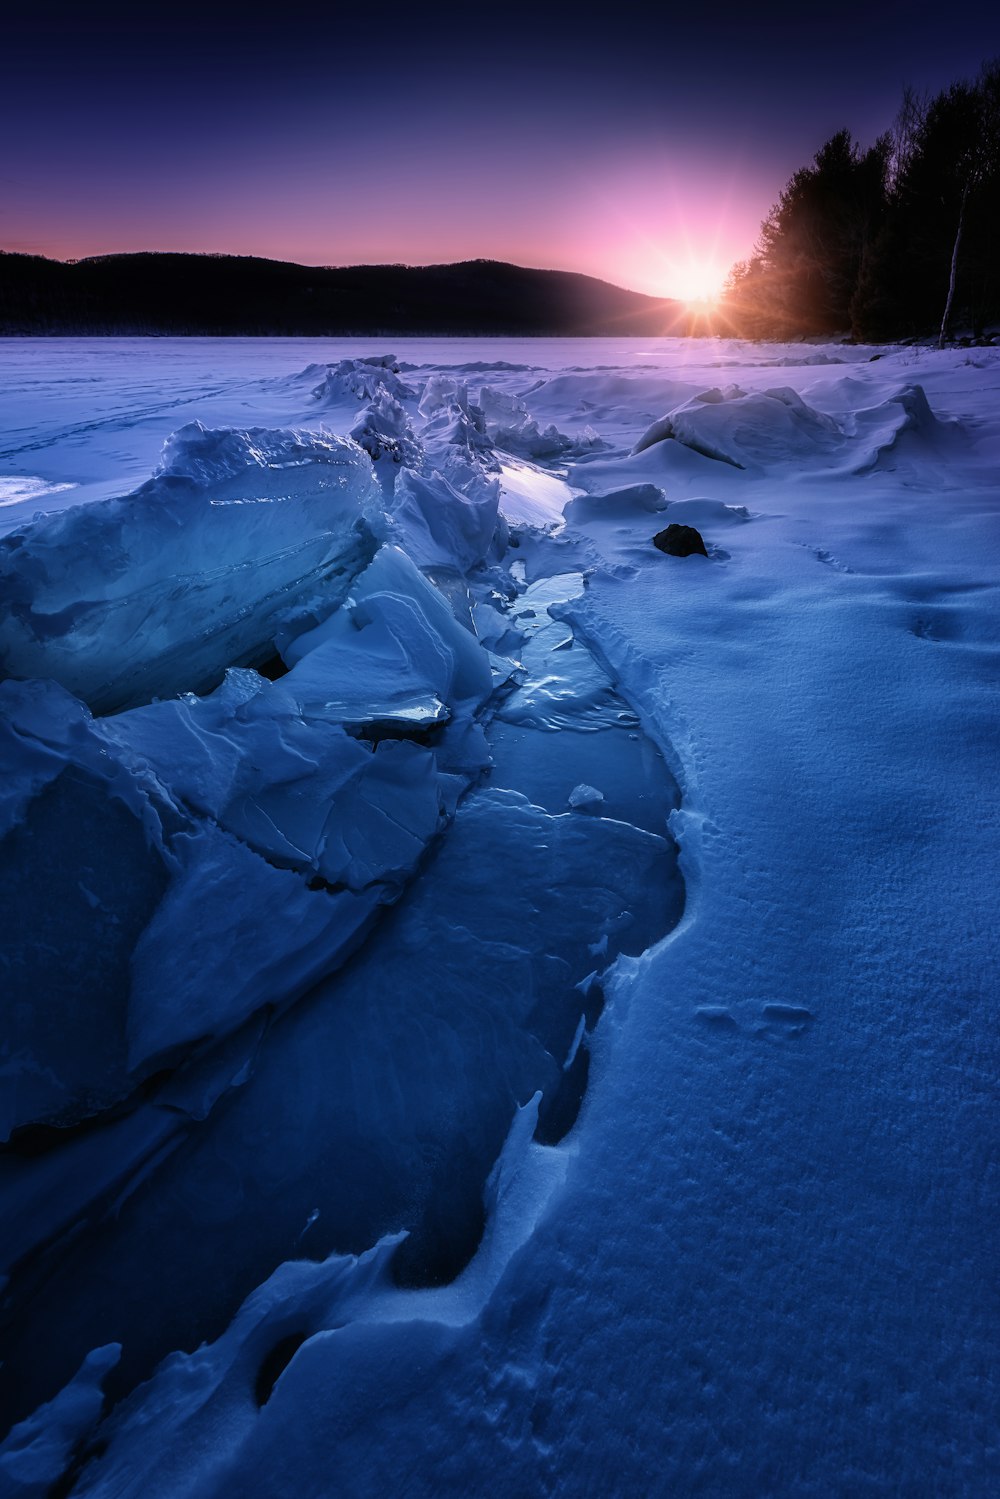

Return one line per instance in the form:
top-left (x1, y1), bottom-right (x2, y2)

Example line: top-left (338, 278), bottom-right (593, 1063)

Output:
top-left (279, 544), bottom-right (494, 724)
top-left (0, 424), bottom-right (384, 713)
top-left (349, 390), bottom-right (423, 473)
top-left (310, 356), bottom-right (416, 405)
top-left (476, 385), bottom-right (576, 459)
top-left (1, 335), bottom-right (998, 1497)
top-left (0, 538), bottom-right (496, 1135)
top-left (567, 782), bottom-right (604, 809)
top-left (0, 1346), bottom-right (120, 1496)
top-left (386, 467), bottom-right (500, 571)
top-left (0, 676), bottom-right (390, 1133)
top-left (496, 457), bottom-right (578, 525)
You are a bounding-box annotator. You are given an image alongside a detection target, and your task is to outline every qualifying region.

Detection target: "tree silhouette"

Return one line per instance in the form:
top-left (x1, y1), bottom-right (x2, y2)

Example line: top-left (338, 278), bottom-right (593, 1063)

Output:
top-left (725, 61), bottom-right (1000, 343)
top-left (725, 130), bottom-right (889, 337)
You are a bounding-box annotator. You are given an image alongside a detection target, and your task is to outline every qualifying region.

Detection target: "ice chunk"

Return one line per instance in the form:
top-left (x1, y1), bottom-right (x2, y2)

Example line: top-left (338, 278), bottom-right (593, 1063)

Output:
top-left (387, 467), bottom-right (500, 571)
top-left (96, 669), bottom-right (454, 894)
top-left (0, 1345), bottom-right (120, 1495)
top-left (477, 386), bottom-right (574, 460)
top-left (0, 425), bottom-right (383, 713)
top-left (498, 459), bottom-right (578, 526)
top-left (568, 782), bottom-right (604, 809)
top-left (310, 356), bottom-right (416, 404)
top-left (0, 571), bottom-right (488, 1129)
top-left (349, 390), bottom-right (422, 472)
top-left (417, 375), bottom-right (470, 419)
top-left (0, 761), bottom-right (171, 1136)
top-left (126, 824), bottom-right (383, 1069)
top-left (281, 545), bottom-right (493, 721)
top-left (419, 392), bottom-right (500, 500)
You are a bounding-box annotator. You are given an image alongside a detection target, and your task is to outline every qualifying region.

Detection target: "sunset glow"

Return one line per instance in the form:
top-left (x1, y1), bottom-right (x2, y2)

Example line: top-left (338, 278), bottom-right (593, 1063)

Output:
top-left (6, 6), bottom-right (992, 297)
top-left (672, 265), bottom-right (727, 306)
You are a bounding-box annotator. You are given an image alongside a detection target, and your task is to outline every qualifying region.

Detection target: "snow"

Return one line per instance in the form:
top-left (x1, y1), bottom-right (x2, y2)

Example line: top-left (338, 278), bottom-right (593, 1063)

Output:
top-left (0, 334), bottom-right (998, 1497)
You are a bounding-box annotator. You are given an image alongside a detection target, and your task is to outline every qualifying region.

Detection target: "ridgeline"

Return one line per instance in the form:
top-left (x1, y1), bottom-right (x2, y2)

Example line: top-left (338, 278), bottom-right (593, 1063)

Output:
top-left (0, 253), bottom-right (692, 337)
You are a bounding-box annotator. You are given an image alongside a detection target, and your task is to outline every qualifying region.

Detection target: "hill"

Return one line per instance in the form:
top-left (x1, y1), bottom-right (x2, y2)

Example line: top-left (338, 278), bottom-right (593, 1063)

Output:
top-left (0, 251), bottom-right (690, 336)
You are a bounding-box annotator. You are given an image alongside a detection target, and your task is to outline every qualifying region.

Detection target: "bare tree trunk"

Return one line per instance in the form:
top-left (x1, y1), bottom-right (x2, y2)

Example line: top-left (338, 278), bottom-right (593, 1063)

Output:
top-left (939, 181), bottom-right (969, 348)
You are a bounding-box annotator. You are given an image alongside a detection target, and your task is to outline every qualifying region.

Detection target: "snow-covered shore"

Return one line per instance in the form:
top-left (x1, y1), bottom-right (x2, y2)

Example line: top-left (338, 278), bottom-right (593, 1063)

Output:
top-left (1, 337), bottom-right (997, 1497)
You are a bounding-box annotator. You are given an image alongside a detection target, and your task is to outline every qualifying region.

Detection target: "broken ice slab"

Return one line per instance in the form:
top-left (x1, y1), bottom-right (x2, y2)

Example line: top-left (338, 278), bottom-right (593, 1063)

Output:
top-left (0, 425), bottom-right (383, 714)
top-left (277, 545), bottom-right (493, 726)
top-left (0, 664), bottom-right (465, 1138)
top-left (0, 785), bottom-right (683, 1427)
top-left (386, 467), bottom-right (500, 573)
top-left (487, 568), bottom-right (680, 835)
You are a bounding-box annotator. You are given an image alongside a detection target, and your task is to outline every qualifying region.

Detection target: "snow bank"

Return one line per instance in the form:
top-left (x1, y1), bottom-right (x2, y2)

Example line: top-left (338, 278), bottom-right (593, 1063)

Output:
top-left (849, 382), bottom-right (963, 471)
top-left (631, 380), bottom-right (960, 480)
top-left (0, 1345), bottom-right (120, 1497)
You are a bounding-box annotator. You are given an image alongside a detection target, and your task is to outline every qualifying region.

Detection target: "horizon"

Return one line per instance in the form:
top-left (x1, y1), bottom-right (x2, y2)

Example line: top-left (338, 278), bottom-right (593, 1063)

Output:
top-left (5, 1), bottom-right (997, 302)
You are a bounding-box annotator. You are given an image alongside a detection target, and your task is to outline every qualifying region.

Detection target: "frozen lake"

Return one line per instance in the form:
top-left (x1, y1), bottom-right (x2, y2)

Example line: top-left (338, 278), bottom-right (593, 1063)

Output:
top-left (1, 336), bottom-right (998, 1497)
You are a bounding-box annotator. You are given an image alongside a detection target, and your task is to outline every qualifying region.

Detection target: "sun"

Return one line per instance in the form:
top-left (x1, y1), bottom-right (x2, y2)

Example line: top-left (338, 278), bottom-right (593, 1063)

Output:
top-left (671, 262), bottom-right (726, 306)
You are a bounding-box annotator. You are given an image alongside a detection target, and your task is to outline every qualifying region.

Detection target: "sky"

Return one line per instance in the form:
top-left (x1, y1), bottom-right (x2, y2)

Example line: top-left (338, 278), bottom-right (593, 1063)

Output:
top-left (3, 0), bottom-right (997, 299)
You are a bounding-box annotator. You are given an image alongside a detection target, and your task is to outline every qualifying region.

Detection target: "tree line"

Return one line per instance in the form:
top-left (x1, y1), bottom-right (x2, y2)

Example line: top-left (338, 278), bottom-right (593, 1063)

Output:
top-left (722, 60), bottom-right (1000, 343)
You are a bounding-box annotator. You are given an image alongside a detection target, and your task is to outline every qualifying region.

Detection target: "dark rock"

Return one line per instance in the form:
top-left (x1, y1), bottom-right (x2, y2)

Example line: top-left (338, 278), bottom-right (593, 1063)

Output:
top-left (652, 523), bottom-right (708, 558)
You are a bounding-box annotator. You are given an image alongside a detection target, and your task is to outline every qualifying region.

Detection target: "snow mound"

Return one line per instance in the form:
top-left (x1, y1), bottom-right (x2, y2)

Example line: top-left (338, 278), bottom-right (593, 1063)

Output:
top-left (0, 424), bottom-right (383, 713)
top-left (664, 497), bottom-right (752, 526)
top-left (563, 483), bottom-right (668, 523)
top-left (850, 383), bottom-right (961, 471)
top-left (310, 356), bottom-right (416, 404)
top-left (433, 360), bottom-right (532, 374)
top-left (765, 351), bottom-right (845, 366)
top-left (633, 385), bottom-right (843, 470)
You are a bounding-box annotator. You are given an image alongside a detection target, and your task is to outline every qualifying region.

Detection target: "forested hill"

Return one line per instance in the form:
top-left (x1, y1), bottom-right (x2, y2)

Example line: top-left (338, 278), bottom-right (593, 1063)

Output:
top-left (0, 253), bottom-right (690, 336)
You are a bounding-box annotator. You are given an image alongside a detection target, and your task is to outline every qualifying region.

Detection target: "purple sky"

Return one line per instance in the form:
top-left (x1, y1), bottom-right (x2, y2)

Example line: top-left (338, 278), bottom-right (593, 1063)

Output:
top-left (5, 1), bottom-right (997, 298)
